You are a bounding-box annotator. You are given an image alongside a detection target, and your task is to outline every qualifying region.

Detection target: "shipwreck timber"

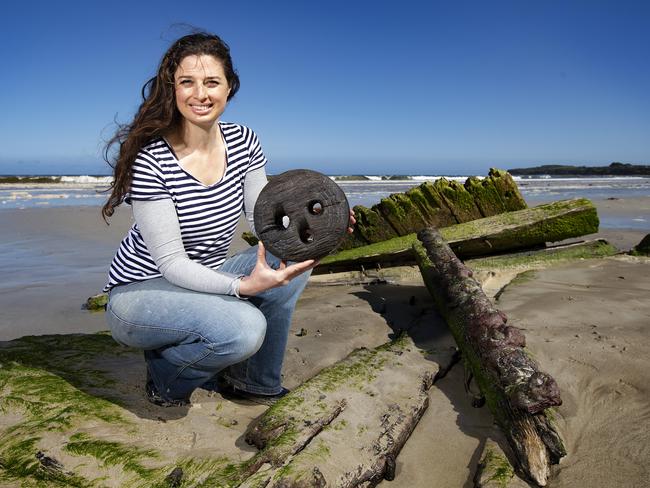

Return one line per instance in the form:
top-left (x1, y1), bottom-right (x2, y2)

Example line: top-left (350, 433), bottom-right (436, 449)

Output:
top-left (413, 227), bottom-right (566, 486)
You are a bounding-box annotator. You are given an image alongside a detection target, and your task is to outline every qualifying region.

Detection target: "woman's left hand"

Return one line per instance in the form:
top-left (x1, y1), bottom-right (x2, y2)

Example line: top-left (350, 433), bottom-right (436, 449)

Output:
top-left (238, 242), bottom-right (318, 296)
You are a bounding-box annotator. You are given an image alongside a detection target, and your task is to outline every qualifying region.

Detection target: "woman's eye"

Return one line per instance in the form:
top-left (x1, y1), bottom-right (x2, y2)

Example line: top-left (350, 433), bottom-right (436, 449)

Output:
top-left (206, 81), bottom-right (219, 87)
top-left (179, 80), bottom-right (192, 85)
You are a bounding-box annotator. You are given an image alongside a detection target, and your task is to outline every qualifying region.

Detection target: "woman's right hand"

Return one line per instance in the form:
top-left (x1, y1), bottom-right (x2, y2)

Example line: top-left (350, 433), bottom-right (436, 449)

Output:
top-left (238, 242), bottom-right (317, 296)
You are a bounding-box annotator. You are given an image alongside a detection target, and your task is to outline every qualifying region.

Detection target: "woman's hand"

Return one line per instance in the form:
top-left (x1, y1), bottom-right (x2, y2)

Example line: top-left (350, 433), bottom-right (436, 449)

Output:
top-left (347, 208), bottom-right (356, 234)
top-left (238, 242), bottom-right (317, 296)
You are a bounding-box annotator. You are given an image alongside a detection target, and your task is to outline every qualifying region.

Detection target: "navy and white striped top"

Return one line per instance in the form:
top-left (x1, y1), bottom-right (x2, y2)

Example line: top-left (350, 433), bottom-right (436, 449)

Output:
top-left (104, 122), bottom-right (266, 291)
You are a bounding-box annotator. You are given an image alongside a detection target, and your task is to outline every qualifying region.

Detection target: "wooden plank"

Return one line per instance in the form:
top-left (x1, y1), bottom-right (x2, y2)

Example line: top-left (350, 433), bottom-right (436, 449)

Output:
top-left (315, 198), bottom-right (598, 275)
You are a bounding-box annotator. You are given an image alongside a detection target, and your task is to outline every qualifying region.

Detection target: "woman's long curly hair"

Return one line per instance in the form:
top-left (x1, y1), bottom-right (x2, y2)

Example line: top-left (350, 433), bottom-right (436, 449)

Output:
top-left (101, 32), bottom-right (240, 222)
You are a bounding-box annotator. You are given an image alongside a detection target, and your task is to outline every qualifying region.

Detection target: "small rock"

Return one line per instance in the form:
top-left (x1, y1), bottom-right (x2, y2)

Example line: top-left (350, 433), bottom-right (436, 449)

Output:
top-left (230, 419), bottom-right (238, 426)
top-left (296, 328), bottom-right (308, 337)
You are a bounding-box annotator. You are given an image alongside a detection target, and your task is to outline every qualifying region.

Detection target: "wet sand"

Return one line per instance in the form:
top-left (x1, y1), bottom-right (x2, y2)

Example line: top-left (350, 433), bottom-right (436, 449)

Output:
top-left (0, 199), bottom-right (648, 486)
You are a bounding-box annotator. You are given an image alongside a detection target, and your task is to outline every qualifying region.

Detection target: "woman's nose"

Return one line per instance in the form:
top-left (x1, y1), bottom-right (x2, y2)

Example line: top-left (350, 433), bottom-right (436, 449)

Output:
top-left (194, 83), bottom-right (207, 99)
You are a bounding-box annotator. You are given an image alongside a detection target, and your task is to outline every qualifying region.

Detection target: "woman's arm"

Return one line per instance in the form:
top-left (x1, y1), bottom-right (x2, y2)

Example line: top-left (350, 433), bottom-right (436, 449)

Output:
top-left (243, 166), bottom-right (267, 236)
top-left (132, 198), bottom-right (244, 297)
top-left (133, 196), bottom-right (316, 298)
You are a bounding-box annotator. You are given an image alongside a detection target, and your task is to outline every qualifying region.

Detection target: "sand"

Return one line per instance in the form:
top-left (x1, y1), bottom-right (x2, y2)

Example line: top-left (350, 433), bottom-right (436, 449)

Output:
top-left (0, 199), bottom-right (649, 486)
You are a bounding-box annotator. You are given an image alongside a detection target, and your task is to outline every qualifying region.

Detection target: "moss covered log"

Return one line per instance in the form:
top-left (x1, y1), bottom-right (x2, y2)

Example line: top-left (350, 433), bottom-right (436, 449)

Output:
top-left (413, 228), bottom-right (566, 486)
top-left (315, 198), bottom-right (599, 274)
top-left (240, 334), bottom-right (435, 487)
top-left (465, 239), bottom-right (617, 271)
top-left (345, 171), bottom-right (524, 250)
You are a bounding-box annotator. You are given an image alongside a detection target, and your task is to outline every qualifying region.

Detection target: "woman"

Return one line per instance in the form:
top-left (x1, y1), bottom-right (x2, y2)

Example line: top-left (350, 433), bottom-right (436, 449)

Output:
top-left (102, 32), bottom-right (337, 407)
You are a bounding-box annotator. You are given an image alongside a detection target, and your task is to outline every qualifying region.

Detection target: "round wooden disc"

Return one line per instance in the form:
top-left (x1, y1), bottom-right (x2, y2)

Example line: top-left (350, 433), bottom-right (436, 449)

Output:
top-left (253, 169), bottom-right (350, 261)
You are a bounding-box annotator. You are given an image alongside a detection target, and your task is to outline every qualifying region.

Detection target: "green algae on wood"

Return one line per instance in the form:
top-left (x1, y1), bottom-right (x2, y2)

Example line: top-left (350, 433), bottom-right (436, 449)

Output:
top-left (242, 333), bottom-right (435, 486)
top-left (376, 193), bottom-right (428, 236)
top-left (84, 293), bottom-right (108, 311)
top-left (464, 167), bottom-right (526, 218)
top-left (353, 205), bottom-right (398, 244)
top-left (465, 175), bottom-right (508, 218)
top-left (473, 440), bottom-right (521, 488)
top-left (316, 198), bottom-right (600, 274)
top-left (433, 177), bottom-right (483, 223)
top-left (466, 239), bottom-right (618, 271)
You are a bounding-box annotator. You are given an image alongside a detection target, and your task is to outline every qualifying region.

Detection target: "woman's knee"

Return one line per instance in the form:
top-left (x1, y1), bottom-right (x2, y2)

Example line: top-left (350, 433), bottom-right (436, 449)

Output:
top-left (227, 306), bottom-right (267, 359)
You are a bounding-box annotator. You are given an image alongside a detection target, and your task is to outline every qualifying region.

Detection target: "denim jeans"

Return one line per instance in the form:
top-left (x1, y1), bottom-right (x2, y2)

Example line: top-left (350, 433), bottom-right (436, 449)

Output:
top-left (106, 245), bottom-right (310, 401)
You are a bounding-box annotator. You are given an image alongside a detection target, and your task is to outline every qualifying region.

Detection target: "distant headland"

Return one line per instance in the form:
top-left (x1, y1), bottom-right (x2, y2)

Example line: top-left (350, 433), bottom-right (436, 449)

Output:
top-left (508, 162), bottom-right (650, 176)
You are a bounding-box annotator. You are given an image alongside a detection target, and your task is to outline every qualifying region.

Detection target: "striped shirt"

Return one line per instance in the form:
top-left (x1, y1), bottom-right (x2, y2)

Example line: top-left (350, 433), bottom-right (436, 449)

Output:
top-left (104, 122), bottom-right (266, 291)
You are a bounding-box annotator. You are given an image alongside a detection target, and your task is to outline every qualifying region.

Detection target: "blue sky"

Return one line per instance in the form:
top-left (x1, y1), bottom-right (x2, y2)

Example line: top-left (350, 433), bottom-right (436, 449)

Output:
top-left (0, 0), bottom-right (648, 175)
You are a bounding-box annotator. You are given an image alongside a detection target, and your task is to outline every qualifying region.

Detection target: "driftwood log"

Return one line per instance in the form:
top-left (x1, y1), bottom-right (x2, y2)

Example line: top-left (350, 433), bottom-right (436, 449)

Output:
top-left (315, 197), bottom-right (599, 274)
top-left (413, 228), bottom-right (566, 486)
top-left (254, 169), bottom-right (350, 261)
top-left (236, 334), bottom-right (435, 487)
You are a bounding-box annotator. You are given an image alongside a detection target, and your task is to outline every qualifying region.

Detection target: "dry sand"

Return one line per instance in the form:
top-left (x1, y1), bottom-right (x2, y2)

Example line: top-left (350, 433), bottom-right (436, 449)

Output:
top-left (0, 200), bottom-right (649, 486)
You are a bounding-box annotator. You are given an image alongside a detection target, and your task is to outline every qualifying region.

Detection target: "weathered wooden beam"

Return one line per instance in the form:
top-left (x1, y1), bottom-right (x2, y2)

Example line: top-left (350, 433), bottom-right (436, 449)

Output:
top-left (413, 227), bottom-right (566, 486)
top-left (239, 334), bottom-right (436, 487)
top-left (465, 238), bottom-right (617, 272)
top-left (315, 198), bottom-right (598, 275)
top-left (336, 169), bottom-right (527, 251)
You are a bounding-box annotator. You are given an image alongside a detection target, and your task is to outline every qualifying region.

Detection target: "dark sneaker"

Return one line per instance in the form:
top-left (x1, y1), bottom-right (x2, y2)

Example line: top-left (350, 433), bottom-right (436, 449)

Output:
top-left (145, 375), bottom-right (190, 408)
top-left (220, 385), bottom-right (291, 406)
top-left (200, 375), bottom-right (228, 394)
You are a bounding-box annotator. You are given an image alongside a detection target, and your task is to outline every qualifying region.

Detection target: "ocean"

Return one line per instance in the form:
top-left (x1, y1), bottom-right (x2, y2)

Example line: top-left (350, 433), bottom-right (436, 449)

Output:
top-left (1, 174), bottom-right (650, 229)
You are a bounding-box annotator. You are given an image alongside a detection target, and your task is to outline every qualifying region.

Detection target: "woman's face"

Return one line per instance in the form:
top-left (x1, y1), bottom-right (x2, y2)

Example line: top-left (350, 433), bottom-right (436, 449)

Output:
top-left (174, 54), bottom-right (230, 127)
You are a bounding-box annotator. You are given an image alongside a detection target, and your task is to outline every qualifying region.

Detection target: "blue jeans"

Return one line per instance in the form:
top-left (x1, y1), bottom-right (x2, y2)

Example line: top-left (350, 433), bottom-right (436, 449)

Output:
top-left (106, 245), bottom-right (310, 401)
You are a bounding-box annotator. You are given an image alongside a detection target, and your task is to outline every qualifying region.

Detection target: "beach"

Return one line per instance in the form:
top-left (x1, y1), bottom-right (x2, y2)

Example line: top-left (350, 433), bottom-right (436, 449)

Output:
top-left (0, 196), bottom-right (649, 486)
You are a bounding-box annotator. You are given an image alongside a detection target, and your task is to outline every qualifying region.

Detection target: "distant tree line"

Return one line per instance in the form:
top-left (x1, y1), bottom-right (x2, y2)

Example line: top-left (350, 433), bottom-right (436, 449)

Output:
top-left (508, 162), bottom-right (650, 176)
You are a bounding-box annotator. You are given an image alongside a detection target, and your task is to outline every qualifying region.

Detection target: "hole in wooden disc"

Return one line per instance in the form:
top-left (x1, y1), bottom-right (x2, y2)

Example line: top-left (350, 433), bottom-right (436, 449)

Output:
top-left (300, 228), bottom-right (314, 244)
top-left (308, 201), bottom-right (323, 215)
